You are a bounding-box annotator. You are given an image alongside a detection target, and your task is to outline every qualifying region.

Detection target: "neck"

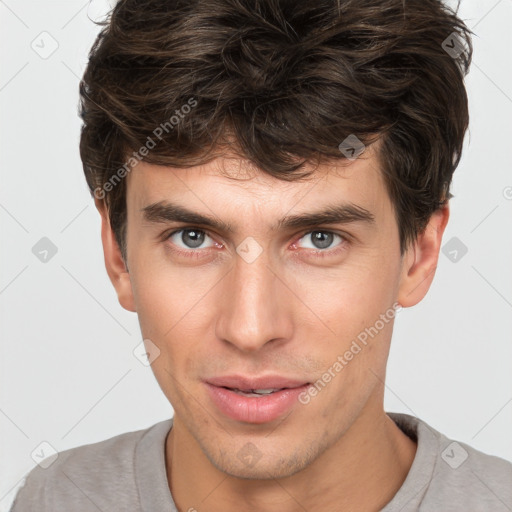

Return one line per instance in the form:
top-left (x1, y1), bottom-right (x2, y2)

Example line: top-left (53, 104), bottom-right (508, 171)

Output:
top-left (166, 393), bottom-right (417, 512)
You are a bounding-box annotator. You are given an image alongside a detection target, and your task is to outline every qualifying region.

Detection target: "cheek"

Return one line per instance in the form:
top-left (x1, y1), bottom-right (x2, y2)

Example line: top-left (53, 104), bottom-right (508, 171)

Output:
top-left (293, 256), bottom-right (398, 327)
top-left (130, 268), bottom-right (208, 406)
top-left (131, 253), bottom-right (210, 330)
top-left (290, 255), bottom-right (400, 387)
top-left (130, 262), bottom-right (220, 375)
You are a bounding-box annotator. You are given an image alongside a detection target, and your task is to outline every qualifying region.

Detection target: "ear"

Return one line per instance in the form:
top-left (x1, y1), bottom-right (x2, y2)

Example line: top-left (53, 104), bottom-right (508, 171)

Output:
top-left (397, 203), bottom-right (450, 308)
top-left (95, 199), bottom-right (136, 312)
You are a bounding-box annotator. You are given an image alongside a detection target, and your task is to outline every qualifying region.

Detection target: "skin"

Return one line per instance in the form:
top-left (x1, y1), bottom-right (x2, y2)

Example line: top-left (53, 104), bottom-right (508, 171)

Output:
top-left (98, 144), bottom-right (449, 511)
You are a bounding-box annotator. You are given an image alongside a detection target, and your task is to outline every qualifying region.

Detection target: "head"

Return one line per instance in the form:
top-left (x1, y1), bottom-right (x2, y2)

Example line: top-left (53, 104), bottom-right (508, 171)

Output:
top-left (79, 0), bottom-right (472, 479)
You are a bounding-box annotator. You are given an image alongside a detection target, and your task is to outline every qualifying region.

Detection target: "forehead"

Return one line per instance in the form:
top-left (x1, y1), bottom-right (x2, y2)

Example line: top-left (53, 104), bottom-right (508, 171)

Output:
top-left (125, 146), bottom-right (391, 228)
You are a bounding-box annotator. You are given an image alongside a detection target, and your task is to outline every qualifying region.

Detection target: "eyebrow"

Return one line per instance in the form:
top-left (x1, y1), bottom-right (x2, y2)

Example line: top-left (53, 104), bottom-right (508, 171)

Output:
top-left (141, 200), bottom-right (375, 233)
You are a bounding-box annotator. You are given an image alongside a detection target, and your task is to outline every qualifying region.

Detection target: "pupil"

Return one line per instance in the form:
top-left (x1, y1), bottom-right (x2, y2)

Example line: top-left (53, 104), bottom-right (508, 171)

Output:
top-left (312, 231), bottom-right (332, 249)
top-left (182, 229), bottom-right (204, 248)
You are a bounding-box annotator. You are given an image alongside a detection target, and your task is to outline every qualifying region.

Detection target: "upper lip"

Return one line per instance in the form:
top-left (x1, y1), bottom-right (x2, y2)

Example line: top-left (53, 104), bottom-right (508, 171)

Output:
top-left (205, 375), bottom-right (310, 391)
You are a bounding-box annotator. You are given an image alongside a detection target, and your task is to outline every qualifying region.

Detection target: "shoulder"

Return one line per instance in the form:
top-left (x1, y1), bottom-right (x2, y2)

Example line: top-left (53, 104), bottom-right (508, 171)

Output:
top-left (389, 413), bottom-right (512, 511)
top-left (428, 438), bottom-right (512, 509)
top-left (10, 419), bottom-right (172, 512)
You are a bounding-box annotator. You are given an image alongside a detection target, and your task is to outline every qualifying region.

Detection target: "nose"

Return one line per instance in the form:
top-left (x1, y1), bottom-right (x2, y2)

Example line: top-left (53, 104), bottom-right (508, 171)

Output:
top-left (215, 246), bottom-right (293, 353)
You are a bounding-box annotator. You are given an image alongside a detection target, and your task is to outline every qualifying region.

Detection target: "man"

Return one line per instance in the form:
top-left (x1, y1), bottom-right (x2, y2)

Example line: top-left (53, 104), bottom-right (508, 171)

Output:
top-left (11, 0), bottom-right (512, 510)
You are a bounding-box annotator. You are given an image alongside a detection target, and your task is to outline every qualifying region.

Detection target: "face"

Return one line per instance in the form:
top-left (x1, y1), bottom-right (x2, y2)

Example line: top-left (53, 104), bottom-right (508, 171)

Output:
top-left (108, 147), bottom-right (432, 480)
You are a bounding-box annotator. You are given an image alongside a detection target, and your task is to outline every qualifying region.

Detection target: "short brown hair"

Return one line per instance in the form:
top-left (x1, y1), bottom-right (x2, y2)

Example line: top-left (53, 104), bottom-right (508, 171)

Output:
top-left (79, 0), bottom-right (473, 259)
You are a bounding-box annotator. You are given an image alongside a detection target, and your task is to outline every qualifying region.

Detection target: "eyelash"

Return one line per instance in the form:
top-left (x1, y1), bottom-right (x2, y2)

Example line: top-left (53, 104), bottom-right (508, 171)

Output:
top-left (163, 227), bottom-right (350, 259)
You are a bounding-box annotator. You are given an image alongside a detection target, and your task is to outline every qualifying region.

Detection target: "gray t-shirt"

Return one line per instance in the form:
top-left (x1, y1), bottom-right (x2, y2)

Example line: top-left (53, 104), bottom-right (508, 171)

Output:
top-left (10, 413), bottom-right (512, 511)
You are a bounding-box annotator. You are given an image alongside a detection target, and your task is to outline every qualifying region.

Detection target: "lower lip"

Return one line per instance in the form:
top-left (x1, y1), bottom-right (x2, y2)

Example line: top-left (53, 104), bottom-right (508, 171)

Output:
top-left (205, 383), bottom-right (310, 424)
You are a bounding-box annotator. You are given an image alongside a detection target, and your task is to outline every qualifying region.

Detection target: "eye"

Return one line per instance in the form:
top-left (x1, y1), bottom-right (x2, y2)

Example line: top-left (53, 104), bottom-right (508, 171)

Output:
top-left (295, 230), bottom-right (346, 252)
top-left (167, 228), bottom-right (217, 251)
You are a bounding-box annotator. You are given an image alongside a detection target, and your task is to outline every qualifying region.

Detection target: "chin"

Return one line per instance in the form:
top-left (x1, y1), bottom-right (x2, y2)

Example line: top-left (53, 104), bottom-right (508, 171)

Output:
top-left (204, 441), bottom-right (320, 481)
top-left (217, 460), bottom-right (308, 481)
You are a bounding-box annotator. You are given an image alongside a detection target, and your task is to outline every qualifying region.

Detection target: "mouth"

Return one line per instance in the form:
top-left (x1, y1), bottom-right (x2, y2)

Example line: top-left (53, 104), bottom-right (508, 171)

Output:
top-left (220, 387), bottom-right (287, 397)
top-left (204, 376), bottom-right (311, 424)
top-left (205, 375), bottom-right (310, 391)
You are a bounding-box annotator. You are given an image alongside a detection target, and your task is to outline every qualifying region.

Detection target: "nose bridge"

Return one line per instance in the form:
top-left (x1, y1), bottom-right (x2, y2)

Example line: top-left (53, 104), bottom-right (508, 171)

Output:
top-left (215, 246), bottom-right (291, 352)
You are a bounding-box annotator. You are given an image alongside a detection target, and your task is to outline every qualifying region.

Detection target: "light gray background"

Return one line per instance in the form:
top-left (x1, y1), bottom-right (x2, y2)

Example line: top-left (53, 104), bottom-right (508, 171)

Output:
top-left (1, 0), bottom-right (511, 510)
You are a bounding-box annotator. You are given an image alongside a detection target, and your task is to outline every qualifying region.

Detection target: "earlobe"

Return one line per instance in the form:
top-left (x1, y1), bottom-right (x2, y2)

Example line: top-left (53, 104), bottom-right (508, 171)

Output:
top-left (397, 203), bottom-right (450, 308)
top-left (96, 200), bottom-right (136, 313)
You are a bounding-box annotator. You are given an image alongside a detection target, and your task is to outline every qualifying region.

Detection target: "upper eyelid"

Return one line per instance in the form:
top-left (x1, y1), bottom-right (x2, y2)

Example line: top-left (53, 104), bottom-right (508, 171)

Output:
top-left (167, 227), bottom-right (216, 240)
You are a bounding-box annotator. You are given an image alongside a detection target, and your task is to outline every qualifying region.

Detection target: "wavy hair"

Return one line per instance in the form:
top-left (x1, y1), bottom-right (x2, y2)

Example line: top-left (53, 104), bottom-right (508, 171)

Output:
top-left (79, 0), bottom-right (473, 258)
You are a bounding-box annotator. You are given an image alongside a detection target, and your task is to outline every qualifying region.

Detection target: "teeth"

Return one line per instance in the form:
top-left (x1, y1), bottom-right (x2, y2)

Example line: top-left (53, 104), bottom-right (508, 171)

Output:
top-left (231, 388), bottom-right (282, 396)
